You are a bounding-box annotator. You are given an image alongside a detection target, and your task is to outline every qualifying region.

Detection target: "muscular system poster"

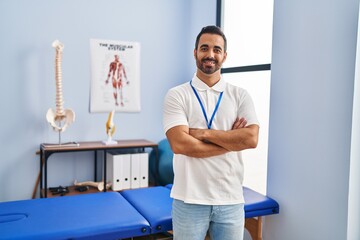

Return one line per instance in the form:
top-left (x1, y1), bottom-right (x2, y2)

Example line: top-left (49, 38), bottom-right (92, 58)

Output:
top-left (90, 39), bottom-right (140, 113)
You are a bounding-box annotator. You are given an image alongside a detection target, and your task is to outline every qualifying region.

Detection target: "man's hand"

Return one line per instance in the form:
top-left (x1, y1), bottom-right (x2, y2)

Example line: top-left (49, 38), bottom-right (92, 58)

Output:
top-left (231, 117), bottom-right (247, 130)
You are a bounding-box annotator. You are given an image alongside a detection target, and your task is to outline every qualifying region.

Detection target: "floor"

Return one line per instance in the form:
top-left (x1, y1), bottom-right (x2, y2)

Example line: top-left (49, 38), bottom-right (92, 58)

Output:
top-left (123, 232), bottom-right (211, 240)
top-left (122, 232), bottom-right (173, 240)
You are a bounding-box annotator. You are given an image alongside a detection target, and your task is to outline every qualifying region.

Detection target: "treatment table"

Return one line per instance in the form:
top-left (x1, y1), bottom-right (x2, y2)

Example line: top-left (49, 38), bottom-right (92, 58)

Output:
top-left (0, 186), bottom-right (279, 240)
top-left (0, 192), bottom-right (151, 240)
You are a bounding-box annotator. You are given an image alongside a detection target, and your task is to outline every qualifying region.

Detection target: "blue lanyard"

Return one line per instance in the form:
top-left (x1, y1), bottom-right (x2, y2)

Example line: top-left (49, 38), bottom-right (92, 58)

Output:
top-left (190, 81), bottom-right (223, 129)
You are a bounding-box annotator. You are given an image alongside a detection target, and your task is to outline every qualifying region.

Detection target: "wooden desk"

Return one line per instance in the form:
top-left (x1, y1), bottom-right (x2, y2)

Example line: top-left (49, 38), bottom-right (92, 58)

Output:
top-left (39, 139), bottom-right (158, 198)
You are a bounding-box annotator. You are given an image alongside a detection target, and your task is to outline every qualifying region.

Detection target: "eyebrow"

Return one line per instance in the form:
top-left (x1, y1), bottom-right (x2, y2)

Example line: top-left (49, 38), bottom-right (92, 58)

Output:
top-left (199, 44), bottom-right (209, 49)
top-left (199, 44), bottom-right (223, 51)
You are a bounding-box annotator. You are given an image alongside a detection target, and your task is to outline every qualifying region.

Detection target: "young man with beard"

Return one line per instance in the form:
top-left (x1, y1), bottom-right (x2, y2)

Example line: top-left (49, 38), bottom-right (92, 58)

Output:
top-left (163, 25), bottom-right (259, 240)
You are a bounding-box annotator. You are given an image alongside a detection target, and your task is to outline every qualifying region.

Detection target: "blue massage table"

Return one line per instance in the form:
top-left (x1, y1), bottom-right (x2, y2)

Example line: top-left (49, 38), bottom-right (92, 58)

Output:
top-left (0, 192), bottom-right (151, 240)
top-left (0, 186), bottom-right (279, 240)
top-left (243, 187), bottom-right (279, 240)
top-left (121, 187), bottom-right (173, 234)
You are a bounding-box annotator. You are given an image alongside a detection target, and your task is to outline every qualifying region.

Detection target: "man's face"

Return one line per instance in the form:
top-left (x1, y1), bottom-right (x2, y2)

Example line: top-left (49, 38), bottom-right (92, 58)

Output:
top-left (194, 33), bottom-right (227, 75)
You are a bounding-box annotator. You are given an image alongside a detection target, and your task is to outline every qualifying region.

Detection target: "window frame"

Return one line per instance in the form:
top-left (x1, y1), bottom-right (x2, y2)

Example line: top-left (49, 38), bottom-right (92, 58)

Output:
top-left (216, 0), bottom-right (273, 194)
top-left (216, 0), bottom-right (271, 74)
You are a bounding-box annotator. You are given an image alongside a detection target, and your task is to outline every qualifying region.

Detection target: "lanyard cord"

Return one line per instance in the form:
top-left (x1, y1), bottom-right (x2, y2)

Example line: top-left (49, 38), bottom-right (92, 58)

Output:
top-left (190, 81), bottom-right (224, 129)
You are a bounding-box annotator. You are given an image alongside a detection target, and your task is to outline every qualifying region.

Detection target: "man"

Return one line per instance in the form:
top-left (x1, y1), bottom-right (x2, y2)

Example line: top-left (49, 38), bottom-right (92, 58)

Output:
top-left (163, 26), bottom-right (259, 240)
top-left (105, 54), bottom-right (128, 106)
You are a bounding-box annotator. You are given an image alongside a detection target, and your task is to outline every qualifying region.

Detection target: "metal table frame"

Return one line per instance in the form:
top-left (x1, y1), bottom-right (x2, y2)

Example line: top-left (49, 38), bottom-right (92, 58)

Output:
top-left (39, 139), bottom-right (158, 198)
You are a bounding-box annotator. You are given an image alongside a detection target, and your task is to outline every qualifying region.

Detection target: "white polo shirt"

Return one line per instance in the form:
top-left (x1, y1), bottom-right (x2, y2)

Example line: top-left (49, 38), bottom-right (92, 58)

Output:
top-left (163, 74), bottom-right (259, 205)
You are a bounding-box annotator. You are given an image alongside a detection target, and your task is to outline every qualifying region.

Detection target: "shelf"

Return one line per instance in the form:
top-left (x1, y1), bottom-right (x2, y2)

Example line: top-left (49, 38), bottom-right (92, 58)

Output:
top-left (43, 183), bottom-right (156, 198)
top-left (43, 186), bottom-right (106, 198)
top-left (41, 139), bottom-right (157, 153)
top-left (39, 139), bottom-right (159, 198)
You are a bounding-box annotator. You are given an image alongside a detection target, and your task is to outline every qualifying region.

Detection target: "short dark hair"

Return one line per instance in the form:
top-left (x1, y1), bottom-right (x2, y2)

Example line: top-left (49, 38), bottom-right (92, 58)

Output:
top-left (195, 25), bottom-right (227, 52)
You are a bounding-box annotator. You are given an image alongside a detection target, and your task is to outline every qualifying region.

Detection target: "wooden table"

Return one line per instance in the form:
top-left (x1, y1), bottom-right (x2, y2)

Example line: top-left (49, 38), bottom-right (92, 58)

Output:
top-left (39, 139), bottom-right (158, 198)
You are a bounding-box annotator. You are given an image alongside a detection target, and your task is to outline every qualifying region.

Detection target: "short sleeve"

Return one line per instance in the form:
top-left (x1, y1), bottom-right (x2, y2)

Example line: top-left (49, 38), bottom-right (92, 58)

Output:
top-left (238, 90), bottom-right (259, 127)
top-left (163, 88), bottom-right (189, 134)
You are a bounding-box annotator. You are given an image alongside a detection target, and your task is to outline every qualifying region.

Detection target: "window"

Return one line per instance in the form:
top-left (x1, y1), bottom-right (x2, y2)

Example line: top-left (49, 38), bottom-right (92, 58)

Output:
top-left (217, 0), bottom-right (274, 194)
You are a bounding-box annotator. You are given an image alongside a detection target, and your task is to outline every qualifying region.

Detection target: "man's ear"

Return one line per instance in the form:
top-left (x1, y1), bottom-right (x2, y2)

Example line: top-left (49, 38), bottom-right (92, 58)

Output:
top-left (223, 51), bottom-right (228, 62)
top-left (193, 49), bottom-right (197, 59)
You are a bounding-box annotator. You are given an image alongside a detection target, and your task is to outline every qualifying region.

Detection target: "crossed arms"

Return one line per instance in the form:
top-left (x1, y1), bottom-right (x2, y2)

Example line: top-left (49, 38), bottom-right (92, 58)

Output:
top-left (166, 117), bottom-right (259, 158)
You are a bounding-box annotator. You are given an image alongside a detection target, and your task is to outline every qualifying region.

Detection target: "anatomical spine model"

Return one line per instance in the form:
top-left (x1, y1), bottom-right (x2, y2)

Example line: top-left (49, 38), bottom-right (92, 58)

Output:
top-left (46, 40), bottom-right (75, 138)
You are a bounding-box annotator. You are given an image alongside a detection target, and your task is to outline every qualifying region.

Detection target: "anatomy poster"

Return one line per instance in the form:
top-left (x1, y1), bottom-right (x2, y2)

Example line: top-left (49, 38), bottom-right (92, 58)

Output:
top-left (90, 39), bottom-right (140, 112)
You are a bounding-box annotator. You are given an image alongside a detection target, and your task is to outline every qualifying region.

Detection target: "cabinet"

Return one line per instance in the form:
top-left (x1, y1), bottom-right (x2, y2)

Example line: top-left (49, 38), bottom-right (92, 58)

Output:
top-left (39, 139), bottom-right (158, 198)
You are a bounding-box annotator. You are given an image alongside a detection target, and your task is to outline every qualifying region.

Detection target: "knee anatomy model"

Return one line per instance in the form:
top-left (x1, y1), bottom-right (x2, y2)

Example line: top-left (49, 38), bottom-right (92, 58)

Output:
top-left (46, 40), bottom-right (75, 137)
top-left (103, 110), bottom-right (117, 145)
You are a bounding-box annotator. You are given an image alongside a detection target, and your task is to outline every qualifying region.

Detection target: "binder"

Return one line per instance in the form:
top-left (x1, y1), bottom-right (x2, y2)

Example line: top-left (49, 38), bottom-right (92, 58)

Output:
top-left (106, 153), bottom-right (131, 191)
top-left (130, 154), bottom-right (140, 189)
top-left (139, 153), bottom-right (149, 188)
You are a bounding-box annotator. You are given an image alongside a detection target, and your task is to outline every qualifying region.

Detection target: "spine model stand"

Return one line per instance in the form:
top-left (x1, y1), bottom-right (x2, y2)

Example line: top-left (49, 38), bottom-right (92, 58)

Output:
top-left (46, 40), bottom-right (75, 144)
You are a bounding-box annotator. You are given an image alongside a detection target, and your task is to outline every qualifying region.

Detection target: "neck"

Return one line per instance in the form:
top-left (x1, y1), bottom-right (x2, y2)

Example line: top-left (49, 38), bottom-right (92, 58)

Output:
top-left (196, 70), bottom-right (221, 87)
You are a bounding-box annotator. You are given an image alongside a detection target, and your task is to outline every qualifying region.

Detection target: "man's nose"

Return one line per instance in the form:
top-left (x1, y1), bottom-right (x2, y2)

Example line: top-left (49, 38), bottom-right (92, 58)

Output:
top-left (207, 50), bottom-right (215, 58)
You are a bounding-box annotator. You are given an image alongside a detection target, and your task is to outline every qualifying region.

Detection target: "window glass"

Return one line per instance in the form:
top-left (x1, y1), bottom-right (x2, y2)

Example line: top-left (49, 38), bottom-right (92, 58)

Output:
top-left (222, 0), bottom-right (274, 67)
top-left (223, 71), bottom-right (271, 194)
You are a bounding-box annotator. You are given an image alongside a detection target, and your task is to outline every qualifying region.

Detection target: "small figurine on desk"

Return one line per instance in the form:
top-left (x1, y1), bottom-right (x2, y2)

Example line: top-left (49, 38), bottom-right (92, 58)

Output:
top-left (103, 110), bottom-right (117, 145)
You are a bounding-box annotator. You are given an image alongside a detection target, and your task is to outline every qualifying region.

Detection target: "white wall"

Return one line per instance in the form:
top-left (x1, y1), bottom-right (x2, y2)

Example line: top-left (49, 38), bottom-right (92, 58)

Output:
top-left (266, 0), bottom-right (359, 239)
top-left (348, 4), bottom-right (360, 239)
top-left (0, 0), bottom-right (216, 202)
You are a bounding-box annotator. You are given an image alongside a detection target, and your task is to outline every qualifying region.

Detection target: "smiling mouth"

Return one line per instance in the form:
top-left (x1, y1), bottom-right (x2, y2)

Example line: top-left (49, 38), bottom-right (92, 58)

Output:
top-left (202, 59), bottom-right (216, 66)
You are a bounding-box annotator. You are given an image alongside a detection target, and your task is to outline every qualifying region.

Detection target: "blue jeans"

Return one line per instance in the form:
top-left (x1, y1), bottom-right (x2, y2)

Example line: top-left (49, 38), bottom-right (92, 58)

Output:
top-left (172, 199), bottom-right (245, 240)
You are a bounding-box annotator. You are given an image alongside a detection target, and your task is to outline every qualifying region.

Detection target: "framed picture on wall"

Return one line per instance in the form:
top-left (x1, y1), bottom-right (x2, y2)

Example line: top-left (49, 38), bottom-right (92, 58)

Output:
top-left (90, 39), bottom-right (141, 113)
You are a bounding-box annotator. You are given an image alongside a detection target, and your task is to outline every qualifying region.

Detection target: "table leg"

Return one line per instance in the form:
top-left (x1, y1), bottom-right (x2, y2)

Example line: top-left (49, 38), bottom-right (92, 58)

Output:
top-left (103, 150), bottom-right (107, 192)
top-left (94, 151), bottom-right (97, 181)
top-left (44, 154), bottom-right (48, 198)
top-left (40, 150), bottom-right (43, 198)
top-left (245, 216), bottom-right (263, 240)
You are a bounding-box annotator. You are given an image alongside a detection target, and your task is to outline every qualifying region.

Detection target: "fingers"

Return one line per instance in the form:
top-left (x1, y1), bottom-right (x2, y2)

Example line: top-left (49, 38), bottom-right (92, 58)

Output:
top-left (232, 117), bottom-right (241, 129)
top-left (232, 117), bottom-right (247, 129)
top-left (239, 117), bottom-right (247, 128)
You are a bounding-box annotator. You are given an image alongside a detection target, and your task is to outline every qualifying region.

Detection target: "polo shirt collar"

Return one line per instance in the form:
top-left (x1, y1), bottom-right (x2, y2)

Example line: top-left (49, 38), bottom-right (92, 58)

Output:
top-left (191, 74), bottom-right (226, 92)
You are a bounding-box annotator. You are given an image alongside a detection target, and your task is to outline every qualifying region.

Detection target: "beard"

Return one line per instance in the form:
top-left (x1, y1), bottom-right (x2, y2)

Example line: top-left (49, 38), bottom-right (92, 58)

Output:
top-left (196, 57), bottom-right (222, 75)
